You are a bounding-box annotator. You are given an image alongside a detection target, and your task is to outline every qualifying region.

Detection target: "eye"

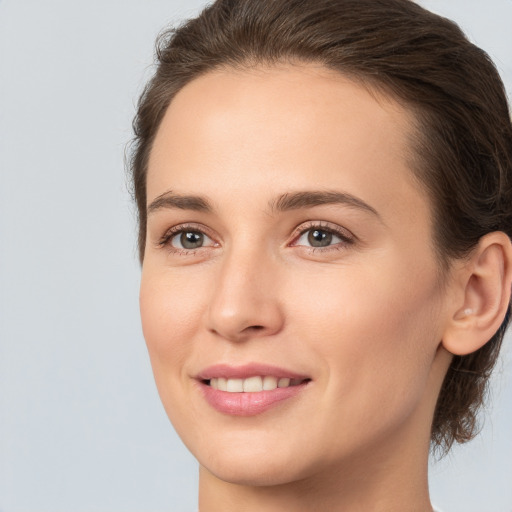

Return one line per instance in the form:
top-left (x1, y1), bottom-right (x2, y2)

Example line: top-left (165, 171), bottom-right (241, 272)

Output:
top-left (292, 223), bottom-right (354, 250)
top-left (171, 230), bottom-right (202, 249)
top-left (157, 224), bottom-right (218, 254)
top-left (301, 228), bottom-right (337, 248)
top-left (170, 229), bottom-right (215, 250)
top-left (295, 228), bottom-right (341, 248)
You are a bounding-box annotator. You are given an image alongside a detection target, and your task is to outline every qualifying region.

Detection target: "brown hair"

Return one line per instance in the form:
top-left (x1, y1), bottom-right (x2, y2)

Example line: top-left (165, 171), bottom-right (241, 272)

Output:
top-left (129, 0), bottom-right (512, 453)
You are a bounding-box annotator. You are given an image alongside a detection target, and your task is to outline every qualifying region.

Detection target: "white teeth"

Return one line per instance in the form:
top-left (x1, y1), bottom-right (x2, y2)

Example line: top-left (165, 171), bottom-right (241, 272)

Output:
top-left (209, 376), bottom-right (304, 392)
top-left (278, 377), bottom-right (291, 388)
top-left (243, 376), bottom-right (263, 392)
top-left (226, 378), bottom-right (244, 392)
top-left (217, 377), bottom-right (227, 391)
top-left (262, 376), bottom-right (278, 390)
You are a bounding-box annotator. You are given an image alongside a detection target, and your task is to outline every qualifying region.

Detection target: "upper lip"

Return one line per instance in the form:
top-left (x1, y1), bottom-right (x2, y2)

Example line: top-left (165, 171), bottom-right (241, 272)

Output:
top-left (196, 363), bottom-right (310, 381)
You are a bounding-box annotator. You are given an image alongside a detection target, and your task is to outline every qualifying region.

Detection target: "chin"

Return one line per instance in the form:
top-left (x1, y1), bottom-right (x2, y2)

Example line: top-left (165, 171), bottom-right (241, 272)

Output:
top-left (201, 455), bottom-right (310, 487)
top-left (190, 432), bottom-right (317, 487)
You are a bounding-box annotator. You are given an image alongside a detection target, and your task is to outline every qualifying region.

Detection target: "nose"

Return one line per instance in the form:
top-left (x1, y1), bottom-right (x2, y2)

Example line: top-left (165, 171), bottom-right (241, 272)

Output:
top-left (206, 246), bottom-right (285, 342)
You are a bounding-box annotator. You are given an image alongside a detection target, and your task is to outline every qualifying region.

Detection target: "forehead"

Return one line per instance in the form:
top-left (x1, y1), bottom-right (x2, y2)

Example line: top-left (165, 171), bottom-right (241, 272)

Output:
top-left (147, 64), bottom-right (428, 227)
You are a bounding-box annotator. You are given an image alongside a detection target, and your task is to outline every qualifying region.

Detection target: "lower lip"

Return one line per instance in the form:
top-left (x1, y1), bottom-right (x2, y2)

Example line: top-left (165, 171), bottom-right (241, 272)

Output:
top-left (199, 381), bottom-right (309, 416)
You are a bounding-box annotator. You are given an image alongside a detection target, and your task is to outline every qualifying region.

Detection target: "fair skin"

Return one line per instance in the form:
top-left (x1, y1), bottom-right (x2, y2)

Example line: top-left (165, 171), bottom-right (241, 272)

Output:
top-left (140, 64), bottom-right (512, 512)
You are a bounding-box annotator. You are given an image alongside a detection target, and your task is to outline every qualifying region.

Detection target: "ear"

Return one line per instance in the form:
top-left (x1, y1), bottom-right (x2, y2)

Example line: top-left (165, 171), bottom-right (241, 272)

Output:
top-left (442, 232), bottom-right (512, 356)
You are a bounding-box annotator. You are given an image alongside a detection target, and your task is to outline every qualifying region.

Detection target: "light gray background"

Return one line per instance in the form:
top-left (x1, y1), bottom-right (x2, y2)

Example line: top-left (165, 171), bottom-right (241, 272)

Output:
top-left (0, 1), bottom-right (511, 511)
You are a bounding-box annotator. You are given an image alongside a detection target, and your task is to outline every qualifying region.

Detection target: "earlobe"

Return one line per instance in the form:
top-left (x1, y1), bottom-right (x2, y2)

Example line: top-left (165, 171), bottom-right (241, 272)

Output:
top-left (442, 232), bottom-right (512, 356)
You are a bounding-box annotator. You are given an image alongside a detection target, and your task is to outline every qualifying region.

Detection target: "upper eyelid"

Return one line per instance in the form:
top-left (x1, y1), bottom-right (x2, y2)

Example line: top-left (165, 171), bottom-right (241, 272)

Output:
top-left (291, 221), bottom-right (356, 242)
top-left (162, 222), bottom-right (216, 238)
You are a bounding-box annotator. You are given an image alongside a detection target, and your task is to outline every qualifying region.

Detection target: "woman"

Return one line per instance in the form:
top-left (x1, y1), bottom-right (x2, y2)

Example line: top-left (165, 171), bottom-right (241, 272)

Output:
top-left (129, 0), bottom-right (512, 510)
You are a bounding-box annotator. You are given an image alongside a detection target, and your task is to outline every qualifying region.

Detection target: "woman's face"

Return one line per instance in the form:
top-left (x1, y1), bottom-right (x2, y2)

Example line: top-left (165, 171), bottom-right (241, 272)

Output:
top-left (140, 65), bottom-right (452, 485)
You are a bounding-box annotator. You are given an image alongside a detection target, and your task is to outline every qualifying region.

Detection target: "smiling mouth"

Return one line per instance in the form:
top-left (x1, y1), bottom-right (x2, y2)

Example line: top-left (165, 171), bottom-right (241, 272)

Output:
top-left (204, 376), bottom-right (310, 392)
top-left (199, 369), bottom-right (311, 416)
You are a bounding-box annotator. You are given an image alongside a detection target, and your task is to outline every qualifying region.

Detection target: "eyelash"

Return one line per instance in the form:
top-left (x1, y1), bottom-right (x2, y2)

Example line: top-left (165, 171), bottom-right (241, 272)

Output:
top-left (157, 221), bottom-right (355, 256)
top-left (157, 223), bottom-right (217, 256)
top-left (290, 221), bottom-right (355, 253)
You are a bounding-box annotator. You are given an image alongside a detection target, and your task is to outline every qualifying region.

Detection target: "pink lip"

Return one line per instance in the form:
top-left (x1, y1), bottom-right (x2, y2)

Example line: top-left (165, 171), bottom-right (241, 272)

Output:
top-left (197, 363), bottom-right (309, 380)
top-left (196, 363), bottom-right (311, 417)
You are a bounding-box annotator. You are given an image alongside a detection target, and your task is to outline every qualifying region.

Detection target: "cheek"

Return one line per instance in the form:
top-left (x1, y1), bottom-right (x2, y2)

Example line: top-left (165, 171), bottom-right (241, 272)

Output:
top-left (286, 257), bottom-right (442, 422)
top-left (139, 268), bottom-right (211, 439)
top-left (139, 269), bottom-right (205, 380)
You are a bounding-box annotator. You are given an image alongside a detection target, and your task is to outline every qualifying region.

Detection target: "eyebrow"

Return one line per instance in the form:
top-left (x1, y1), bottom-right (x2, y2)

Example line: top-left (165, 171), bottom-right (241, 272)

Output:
top-left (147, 191), bottom-right (213, 215)
top-left (270, 190), bottom-right (380, 217)
top-left (147, 189), bottom-right (379, 218)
